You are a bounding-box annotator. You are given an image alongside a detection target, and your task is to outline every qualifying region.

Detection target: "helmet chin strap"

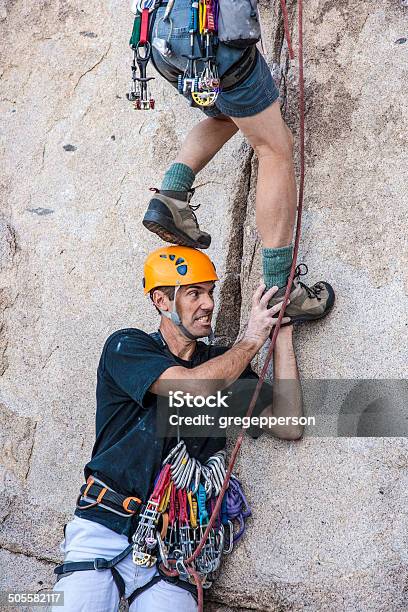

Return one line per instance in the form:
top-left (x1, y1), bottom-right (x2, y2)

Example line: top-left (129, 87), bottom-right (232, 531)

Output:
top-left (159, 285), bottom-right (215, 342)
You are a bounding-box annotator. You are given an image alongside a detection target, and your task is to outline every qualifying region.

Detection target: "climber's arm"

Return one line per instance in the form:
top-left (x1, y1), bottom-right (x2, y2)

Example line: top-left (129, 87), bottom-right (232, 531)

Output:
top-left (150, 283), bottom-right (290, 397)
top-left (259, 325), bottom-right (304, 440)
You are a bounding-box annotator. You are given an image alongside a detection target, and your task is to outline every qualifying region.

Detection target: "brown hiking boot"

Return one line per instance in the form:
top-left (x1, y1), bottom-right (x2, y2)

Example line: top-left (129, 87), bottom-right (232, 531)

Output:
top-left (269, 264), bottom-right (335, 324)
top-left (142, 188), bottom-right (211, 249)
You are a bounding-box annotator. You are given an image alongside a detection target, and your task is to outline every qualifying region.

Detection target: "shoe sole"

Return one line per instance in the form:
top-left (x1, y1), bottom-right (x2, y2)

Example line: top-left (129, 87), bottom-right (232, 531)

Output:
top-left (143, 211), bottom-right (210, 250)
top-left (289, 303), bottom-right (334, 324)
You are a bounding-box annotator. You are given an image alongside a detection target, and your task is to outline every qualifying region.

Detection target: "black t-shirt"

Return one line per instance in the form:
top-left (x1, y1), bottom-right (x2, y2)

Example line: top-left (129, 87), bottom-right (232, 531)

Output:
top-left (75, 328), bottom-right (272, 538)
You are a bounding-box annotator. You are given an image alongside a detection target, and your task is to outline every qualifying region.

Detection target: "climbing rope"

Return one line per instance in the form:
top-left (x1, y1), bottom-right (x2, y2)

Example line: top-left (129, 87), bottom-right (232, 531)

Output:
top-left (159, 1), bottom-right (305, 608)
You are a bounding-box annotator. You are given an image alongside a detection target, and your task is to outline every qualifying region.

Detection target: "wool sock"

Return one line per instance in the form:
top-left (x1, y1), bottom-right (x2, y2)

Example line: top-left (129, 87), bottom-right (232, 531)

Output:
top-left (262, 245), bottom-right (293, 289)
top-left (161, 163), bottom-right (196, 192)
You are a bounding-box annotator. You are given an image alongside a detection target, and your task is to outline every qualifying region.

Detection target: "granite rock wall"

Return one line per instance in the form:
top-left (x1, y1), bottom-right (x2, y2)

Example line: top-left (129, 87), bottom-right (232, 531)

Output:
top-left (0, 0), bottom-right (407, 609)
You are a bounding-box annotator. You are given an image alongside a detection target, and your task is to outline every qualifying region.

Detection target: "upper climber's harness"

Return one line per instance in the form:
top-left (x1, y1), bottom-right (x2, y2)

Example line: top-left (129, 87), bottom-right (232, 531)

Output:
top-left (54, 332), bottom-right (251, 605)
top-left (126, 0), bottom-right (260, 110)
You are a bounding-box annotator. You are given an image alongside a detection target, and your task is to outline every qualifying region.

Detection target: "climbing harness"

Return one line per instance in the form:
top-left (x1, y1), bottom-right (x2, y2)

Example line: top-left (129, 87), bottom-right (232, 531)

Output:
top-left (76, 475), bottom-right (142, 517)
top-left (54, 441), bottom-right (251, 604)
top-left (127, 0), bottom-right (161, 109)
top-left (127, 0), bottom-right (265, 110)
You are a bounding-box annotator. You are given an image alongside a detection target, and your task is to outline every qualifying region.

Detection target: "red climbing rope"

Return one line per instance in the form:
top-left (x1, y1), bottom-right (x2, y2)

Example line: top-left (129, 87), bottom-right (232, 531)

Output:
top-left (159, 2), bottom-right (305, 608)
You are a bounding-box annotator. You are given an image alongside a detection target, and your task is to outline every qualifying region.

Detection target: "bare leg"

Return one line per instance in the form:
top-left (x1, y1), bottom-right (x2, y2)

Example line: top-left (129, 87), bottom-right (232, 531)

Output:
top-left (174, 114), bottom-right (238, 174)
top-left (231, 100), bottom-right (297, 248)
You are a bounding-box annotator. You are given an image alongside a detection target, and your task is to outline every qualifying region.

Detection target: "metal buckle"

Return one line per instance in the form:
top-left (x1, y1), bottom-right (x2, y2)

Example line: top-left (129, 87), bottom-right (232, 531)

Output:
top-left (175, 555), bottom-right (189, 580)
top-left (94, 558), bottom-right (108, 570)
top-left (122, 496), bottom-right (141, 513)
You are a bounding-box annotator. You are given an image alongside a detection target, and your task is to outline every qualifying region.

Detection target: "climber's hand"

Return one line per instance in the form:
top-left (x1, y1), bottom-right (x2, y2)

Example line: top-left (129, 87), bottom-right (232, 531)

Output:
top-left (243, 282), bottom-right (291, 348)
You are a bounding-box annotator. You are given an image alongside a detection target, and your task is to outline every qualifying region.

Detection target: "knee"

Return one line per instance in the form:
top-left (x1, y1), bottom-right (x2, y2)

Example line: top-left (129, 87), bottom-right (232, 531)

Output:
top-left (253, 126), bottom-right (294, 162)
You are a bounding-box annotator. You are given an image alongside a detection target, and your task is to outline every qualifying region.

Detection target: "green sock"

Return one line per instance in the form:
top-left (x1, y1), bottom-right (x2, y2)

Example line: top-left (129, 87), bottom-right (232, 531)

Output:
top-left (161, 163), bottom-right (195, 192)
top-left (263, 245), bottom-right (293, 289)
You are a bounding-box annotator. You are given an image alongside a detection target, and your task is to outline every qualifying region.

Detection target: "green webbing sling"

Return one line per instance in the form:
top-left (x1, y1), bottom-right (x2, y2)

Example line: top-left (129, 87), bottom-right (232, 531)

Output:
top-left (129, 14), bottom-right (141, 48)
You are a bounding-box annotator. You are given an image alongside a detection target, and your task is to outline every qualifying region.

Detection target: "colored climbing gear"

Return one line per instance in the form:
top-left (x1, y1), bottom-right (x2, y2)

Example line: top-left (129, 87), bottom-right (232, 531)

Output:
top-left (130, 439), bottom-right (251, 591)
top-left (224, 475), bottom-right (251, 543)
top-left (177, 0), bottom-right (221, 107)
top-left (127, 0), bottom-right (264, 109)
top-left (127, 0), bottom-right (221, 109)
top-left (127, 0), bottom-right (160, 109)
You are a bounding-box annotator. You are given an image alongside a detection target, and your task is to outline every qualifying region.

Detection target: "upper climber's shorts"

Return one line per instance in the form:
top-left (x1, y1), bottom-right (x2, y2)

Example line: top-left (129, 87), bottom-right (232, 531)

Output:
top-left (150, 1), bottom-right (280, 118)
top-left (210, 50), bottom-right (280, 118)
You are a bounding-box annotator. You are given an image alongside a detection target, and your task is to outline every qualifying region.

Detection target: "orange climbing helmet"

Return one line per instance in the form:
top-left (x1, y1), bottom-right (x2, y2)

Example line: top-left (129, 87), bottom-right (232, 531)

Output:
top-left (143, 246), bottom-right (219, 294)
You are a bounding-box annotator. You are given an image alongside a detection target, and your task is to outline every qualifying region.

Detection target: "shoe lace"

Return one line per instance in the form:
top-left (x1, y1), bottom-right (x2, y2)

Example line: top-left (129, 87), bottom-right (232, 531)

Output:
top-left (294, 263), bottom-right (323, 300)
top-left (150, 186), bottom-right (201, 226)
top-left (184, 189), bottom-right (201, 225)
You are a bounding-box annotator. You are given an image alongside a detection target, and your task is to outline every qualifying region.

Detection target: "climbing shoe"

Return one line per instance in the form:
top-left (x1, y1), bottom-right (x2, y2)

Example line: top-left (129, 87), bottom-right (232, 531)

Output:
top-left (142, 189), bottom-right (211, 249)
top-left (268, 264), bottom-right (335, 324)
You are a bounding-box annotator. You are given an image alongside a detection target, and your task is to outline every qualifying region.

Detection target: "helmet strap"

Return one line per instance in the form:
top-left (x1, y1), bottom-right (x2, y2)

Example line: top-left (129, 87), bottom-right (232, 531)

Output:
top-left (159, 285), bottom-right (214, 342)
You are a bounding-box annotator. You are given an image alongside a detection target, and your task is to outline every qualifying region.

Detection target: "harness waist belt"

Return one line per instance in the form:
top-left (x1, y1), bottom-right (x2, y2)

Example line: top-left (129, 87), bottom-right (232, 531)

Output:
top-left (220, 45), bottom-right (258, 92)
top-left (76, 476), bottom-right (142, 518)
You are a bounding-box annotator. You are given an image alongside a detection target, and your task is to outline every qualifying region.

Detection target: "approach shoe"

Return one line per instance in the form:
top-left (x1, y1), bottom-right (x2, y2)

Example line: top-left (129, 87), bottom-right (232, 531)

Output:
top-left (142, 188), bottom-right (211, 249)
top-left (269, 263), bottom-right (335, 324)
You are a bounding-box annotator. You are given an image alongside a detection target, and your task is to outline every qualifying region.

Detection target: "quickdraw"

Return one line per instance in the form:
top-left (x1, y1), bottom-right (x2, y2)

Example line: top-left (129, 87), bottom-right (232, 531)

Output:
top-left (127, 0), bottom-right (159, 110)
top-left (131, 439), bottom-right (251, 587)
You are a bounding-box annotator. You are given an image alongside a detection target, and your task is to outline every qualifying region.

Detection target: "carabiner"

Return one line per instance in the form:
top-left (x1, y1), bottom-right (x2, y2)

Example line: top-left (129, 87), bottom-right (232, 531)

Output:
top-left (222, 520), bottom-right (234, 554)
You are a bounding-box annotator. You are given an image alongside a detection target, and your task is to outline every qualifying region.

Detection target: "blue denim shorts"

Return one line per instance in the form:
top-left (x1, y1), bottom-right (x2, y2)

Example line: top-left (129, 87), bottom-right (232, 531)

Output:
top-left (150, 2), bottom-right (280, 118)
top-left (209, 50), bottom-right (280, 118)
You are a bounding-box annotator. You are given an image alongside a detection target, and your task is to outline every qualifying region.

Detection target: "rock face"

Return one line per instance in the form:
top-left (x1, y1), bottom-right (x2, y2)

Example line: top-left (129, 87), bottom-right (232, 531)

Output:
top-left (0, 0), bottom-right (407, 610)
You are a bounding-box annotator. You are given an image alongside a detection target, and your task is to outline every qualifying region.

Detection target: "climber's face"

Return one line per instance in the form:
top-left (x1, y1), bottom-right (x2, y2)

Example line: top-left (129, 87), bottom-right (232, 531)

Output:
top-left (176, 282), bottom-right (215, 336)
top-left (153, 282), bottom-right (215, 337)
